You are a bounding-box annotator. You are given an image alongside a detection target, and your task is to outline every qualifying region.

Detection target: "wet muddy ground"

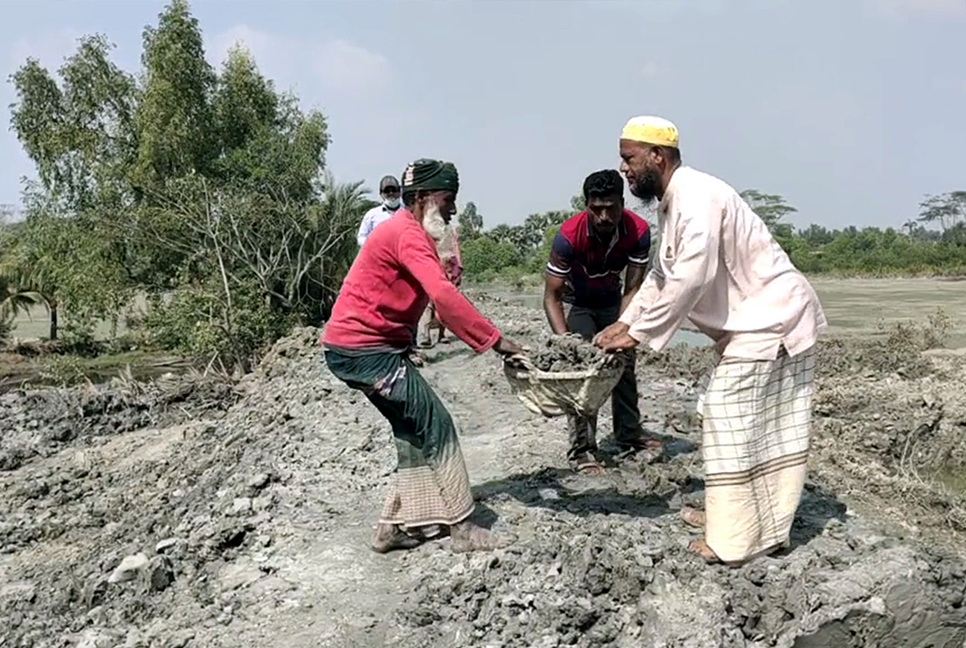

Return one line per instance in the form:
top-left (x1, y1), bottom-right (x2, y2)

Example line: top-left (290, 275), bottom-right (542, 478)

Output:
top-left (2, 291), bottom-right (966, 647)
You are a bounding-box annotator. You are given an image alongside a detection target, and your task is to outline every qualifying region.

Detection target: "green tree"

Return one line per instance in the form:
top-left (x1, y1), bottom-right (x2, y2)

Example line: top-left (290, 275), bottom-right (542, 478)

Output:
top-left (5, 0), bottom-right (358, 365)
top-left (740, 190), bottom-right (796, 234)
top-left (211, 47), bottom-right (329, 201)
top-left (457, 201), bottom-right (483, 240)
top-left (138, 171), bottom-right (373, 369)
top-left (919, 192), bottom-right (966, 241)
top-left (10, 34), bottom-right (137, 211)
top-left (133, 0), bottom-right (216, 191)
top-left (522, 210), bottom-right (570, 251)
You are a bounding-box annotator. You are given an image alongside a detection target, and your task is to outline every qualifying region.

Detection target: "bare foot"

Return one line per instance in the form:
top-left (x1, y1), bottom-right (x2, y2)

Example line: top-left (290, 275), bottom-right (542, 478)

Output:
top-left (449, 521), bottom-right (514, 553)
top-left (371, 523), bottom-right (423, 553)
top-left (408, 351), bottom-right (425, 367)
top-left (687, 537), bottom-right (721, 564)
top-left (680, 505), bottom-right (706, 529)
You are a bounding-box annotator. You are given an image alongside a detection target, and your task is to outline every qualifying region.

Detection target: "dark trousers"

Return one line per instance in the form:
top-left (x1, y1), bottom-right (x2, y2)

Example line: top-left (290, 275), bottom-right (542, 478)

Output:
top-left (566, 304), bottom-right (643, 461)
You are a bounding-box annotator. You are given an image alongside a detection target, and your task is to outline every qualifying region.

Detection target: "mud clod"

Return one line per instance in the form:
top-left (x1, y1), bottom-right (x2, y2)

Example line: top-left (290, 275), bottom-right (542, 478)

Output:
top-left (531, 335), bottom-right (613, 372)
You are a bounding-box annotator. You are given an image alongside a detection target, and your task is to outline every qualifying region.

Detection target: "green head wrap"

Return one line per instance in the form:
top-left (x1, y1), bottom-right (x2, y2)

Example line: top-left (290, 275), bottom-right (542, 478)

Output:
top-left (401, 158), bottom-right (460, 196)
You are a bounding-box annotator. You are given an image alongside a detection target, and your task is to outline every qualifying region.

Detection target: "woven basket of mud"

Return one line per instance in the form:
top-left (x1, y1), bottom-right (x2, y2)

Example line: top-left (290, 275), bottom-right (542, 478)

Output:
top-left (503, 335), bottom-right (625, 418)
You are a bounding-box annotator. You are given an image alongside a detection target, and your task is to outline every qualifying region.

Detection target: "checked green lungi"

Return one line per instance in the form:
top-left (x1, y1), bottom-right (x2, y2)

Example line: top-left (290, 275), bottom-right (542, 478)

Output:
top-left (324, 348), bottom-right (475, 529)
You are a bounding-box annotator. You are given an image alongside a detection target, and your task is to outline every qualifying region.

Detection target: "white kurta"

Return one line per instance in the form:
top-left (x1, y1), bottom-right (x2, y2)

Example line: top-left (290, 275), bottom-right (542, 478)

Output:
top-left (619, 166), bottom-right (827, 360)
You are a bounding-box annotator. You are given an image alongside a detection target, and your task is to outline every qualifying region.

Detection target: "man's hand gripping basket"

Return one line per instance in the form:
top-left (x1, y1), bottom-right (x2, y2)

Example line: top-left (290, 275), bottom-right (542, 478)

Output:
top-left (502, 342), bottom-right (625, 418)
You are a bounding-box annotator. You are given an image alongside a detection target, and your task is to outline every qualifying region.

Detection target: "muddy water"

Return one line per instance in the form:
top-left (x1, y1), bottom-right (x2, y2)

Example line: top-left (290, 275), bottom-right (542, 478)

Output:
top-left (809, 276), bottom-right (966, 347)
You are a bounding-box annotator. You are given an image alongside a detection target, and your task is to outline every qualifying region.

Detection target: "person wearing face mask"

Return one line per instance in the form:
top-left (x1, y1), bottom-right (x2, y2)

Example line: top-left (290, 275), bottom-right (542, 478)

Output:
top-left (322, 158), bottom-right (524, 554)
top-left (594, 116), bottom-right (827, 565)
top-left (543, 169), bottom-right (660, 476)
top-left (356, 175), bottom-right (402, 248)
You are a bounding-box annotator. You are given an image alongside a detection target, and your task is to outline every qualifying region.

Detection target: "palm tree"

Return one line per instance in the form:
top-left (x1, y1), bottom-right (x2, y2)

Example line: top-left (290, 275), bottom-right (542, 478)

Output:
top-left (314, 171), bottom-right (377, 315)
top-left (0, 248), bottom-right (59, 340)
top-left (0, 275), bottom-right (43, 340)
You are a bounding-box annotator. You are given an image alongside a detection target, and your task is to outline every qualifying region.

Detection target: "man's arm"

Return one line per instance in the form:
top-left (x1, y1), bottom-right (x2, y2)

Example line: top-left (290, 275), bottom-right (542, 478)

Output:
top-left (544, 230), bottom-right (574, 335)
top-left (397, 228), bottom-right (502, 354)
top-left (620, 217), bottom-right (651, 315)
top-left (623, 193), bottom-right (722, 351)
top-left (620, 264), bottom-right (647, 315)
top-left (544, 274), bottom-right (569, 335)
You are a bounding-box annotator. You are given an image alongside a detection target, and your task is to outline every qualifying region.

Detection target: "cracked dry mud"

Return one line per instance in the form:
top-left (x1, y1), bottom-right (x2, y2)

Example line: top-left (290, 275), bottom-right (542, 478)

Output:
top-left (3, 290), bottom-right (966, 647)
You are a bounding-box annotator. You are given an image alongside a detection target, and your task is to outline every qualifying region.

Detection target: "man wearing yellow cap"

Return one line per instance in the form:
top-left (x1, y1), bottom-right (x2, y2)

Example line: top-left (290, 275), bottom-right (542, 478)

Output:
top-left (595, 116), bottom-right (828, 565)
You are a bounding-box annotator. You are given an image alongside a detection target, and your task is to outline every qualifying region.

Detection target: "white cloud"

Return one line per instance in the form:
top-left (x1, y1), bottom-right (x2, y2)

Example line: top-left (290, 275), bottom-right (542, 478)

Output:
top-left (868, 0), bottom-right (966, 19)
top-left (7, 29), bottom-right (84, 70)
top-left (207, 25), bottom-right (391, 100)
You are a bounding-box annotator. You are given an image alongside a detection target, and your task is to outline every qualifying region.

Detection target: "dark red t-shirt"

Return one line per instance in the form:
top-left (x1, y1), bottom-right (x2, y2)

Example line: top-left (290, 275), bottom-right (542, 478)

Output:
top-left (547, 209), bottom-right (651, 309)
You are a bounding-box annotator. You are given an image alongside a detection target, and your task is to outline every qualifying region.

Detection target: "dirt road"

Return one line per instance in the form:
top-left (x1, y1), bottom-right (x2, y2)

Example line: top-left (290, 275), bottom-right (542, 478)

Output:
top-left (3, 293), bottom-right (966, 647)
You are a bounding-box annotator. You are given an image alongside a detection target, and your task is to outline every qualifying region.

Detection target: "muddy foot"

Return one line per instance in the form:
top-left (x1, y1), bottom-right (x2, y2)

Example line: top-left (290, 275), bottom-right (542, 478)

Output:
top-left (449, 522), bottom-right (514, 553)
top-left (408, 351), bottom-right (426, 367)
top-left (680, 505), bottom-right (706, 529)
top-left (371, 523), bottom-right (424, 554)
top-left (687, 537), bottom-right (721, 564)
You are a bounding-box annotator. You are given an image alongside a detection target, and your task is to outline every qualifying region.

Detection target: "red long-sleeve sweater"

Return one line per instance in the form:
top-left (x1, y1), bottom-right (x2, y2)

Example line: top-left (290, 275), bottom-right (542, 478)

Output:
top-left (322, 209), bottom-right (501, 354)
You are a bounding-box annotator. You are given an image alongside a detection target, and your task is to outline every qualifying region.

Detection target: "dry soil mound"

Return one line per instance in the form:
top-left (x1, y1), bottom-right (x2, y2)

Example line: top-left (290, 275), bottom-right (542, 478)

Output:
top-left (2, 298), bottom-right (966, 648)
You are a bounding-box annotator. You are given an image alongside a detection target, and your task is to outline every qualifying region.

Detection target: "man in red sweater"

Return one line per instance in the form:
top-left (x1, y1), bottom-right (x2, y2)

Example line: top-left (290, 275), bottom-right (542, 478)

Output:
top-left (323, 158), bottom-right (523, 553)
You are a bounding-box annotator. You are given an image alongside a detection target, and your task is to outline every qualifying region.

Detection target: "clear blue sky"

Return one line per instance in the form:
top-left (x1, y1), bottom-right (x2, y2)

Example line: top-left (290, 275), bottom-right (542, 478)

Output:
top-left (2, 0), bottom-right (964, 230)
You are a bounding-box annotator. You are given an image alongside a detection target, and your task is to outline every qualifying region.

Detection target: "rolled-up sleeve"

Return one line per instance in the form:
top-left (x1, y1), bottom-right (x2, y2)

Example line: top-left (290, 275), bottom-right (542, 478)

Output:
top-left (397, 229), bottom-right (501, 354)
top-left (546, 231), bottom-right (574, 278)
top-left (627, 220), bottom-right (651, 268)
top-left (623, 194), bottom-right (722, 351)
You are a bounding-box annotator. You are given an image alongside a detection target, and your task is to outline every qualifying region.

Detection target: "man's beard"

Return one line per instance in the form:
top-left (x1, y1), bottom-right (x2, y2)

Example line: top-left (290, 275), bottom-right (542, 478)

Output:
top-left (629, 167), bottom-right (662, 203)
top-left (422, 203), bottom-right (448, 242)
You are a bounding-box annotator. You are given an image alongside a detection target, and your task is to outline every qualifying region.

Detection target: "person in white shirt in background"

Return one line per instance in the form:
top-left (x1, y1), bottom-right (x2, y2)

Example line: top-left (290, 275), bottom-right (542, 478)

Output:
top-left (595, 116), bottom-right (828, 566)
top-left (357, 175), bottom-right (402, 248)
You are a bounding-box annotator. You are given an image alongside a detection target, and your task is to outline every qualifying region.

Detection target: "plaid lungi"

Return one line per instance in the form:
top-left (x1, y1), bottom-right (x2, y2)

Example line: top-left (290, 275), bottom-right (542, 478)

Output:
top-left (324, 349), bottom-right (474, 529)
top-left (697, 347), bottom-right (816, 562)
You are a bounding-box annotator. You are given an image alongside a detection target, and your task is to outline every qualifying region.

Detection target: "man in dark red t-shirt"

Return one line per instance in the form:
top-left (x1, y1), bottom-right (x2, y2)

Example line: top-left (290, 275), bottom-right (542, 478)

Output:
top-left (544, 170), bottom-right (659, 474)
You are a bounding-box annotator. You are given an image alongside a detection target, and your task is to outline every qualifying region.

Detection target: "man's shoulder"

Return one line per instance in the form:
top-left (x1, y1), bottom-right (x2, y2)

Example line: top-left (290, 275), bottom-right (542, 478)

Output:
top-left (558, 211), bottom-right (588, 241)
top-left (620, 209), bottom-right (650, 235)
top-left (675, 166), bottom-right (736, 198)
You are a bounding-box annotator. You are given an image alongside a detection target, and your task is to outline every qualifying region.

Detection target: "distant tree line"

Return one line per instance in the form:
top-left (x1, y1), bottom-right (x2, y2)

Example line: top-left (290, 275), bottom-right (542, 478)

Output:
top-left (0, 0), bottom-right (374, 371)
top-left (457, 190), bottom-right (966, 284)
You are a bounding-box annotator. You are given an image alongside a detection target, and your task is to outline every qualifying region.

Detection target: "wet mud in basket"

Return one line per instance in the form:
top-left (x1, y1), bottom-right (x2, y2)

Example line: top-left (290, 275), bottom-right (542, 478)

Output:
top-left (529, 334), bottom-right (615, 372)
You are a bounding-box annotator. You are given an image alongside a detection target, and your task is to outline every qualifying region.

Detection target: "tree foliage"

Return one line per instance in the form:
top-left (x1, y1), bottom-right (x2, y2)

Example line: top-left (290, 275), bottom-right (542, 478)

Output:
top-left (4, 0), bottom-right (369, 369)
top-left (457, 201), bottom-right (483, 240)
top-left (459, 198), bottom-right (577, 283)
top-left (457, 189), bottom-right (966, 285)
